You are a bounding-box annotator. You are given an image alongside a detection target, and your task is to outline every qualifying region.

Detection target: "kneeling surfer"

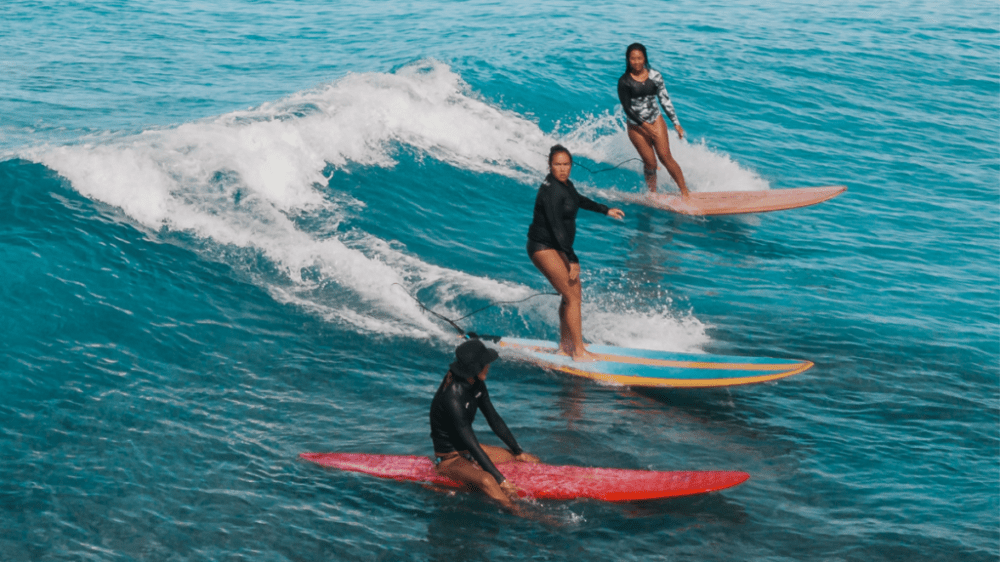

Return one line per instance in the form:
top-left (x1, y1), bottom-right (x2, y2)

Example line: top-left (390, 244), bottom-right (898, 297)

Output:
top-left (430, 339), bottom-right (539, 510)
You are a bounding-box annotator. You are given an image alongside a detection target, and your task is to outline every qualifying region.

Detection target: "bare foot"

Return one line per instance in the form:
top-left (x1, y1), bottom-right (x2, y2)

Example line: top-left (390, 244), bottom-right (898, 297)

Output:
top-left (559, 345), bottom-right (599, 361)
top-left (571, 349), bottom-right (601, 362)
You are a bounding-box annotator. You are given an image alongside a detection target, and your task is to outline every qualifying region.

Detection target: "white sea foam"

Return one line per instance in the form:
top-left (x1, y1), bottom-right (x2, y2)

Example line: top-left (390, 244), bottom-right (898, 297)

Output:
top-left (22, 61), bottom-right (715, 349)
top-left (560, 110), bottom-right (771, 194)
top-left (585, 304), bottom-right (710, 353)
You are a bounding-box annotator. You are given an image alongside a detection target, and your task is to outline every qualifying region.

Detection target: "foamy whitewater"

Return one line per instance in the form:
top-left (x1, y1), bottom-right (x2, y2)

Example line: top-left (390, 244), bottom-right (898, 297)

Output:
top-left (20, 61), bottom-right (722, 347)
top-left (1, 1), bottom-right (996, 560)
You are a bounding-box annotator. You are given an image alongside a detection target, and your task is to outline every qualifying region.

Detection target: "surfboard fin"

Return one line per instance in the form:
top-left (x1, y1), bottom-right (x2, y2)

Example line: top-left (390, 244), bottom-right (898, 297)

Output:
top-left (466, 332), bottom-right (502, 343)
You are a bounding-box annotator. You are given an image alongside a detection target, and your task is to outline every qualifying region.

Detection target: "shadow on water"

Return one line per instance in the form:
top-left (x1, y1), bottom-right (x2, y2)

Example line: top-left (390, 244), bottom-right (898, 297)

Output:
top-left (612, 491), bottom-right (749, 525)
top-left (422, 485), bottom-right (748, 555)
top-left (553, 372), bottom-right (767, 432)
top-left (626, 203), bottom-right (819, 264)
top-left (547, 374), bottom-right (809, 468)
top-left (632, 385), bottom-right (747, 416)
top-left (622, 208), bottom-right (682, 288)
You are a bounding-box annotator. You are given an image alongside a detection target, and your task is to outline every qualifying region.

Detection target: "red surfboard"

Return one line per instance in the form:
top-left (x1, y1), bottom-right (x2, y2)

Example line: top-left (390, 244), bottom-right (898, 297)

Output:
top-left (644, 185), bottom-right (846, 216)
top-left (300, 452), bottom-right (749, 502)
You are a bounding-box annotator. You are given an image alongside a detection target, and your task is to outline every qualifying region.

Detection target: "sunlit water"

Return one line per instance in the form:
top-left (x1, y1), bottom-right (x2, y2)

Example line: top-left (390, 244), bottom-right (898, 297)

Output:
top-left (1, 1), bottom-right (997, 560)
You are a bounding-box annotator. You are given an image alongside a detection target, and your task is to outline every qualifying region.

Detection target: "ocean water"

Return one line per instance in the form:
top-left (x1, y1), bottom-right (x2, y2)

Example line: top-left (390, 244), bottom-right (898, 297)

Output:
top-left (1, 0), bottom-right (997, 560)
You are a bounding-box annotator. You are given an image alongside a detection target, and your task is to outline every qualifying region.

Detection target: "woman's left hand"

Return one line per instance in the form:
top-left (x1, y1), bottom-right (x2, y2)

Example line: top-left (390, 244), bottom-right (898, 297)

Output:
top-left (607, 208), bottom-right (625, 220)
top-left (675, 124), bottom-right (686, 140)
top-left (514, 452), bottom-right (541, 463)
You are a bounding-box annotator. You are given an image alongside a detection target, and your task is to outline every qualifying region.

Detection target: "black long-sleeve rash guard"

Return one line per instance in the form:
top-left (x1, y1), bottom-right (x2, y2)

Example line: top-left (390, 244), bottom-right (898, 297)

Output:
top-left (527, 174), bottom-right (609, 264)
top-left (429, 373), bottom-right (523, 485)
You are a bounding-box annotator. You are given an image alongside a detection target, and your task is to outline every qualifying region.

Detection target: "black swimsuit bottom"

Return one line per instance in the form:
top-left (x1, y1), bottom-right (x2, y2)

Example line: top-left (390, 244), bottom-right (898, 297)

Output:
top-left (526, 239), bottom-right (553, 257)
top-left (434, 451), bottom-right (474, 466)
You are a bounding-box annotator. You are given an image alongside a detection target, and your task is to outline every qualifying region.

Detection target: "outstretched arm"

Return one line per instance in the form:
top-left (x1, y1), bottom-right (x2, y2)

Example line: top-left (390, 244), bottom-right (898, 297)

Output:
top-left (576, 191), bottom-right (623, 220)
top-left (577, 193), bottom-right (610, 215)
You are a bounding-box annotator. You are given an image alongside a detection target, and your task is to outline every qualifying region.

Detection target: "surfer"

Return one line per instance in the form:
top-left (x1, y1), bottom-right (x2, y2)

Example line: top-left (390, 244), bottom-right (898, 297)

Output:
top-left (618, 42), bottom-right (690, 196)
top-left (430, 339), bottom-right (540, 511)
top-left (527, 145), bottom-right (625, 361)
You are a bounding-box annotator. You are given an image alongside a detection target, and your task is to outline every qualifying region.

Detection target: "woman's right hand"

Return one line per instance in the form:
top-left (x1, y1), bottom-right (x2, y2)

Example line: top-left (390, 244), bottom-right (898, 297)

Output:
top-left (568, 262), bottom-right (580, 283)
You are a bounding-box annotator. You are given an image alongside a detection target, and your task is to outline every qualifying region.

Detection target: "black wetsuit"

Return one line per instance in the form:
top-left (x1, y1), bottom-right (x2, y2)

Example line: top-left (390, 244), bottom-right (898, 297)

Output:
top-left (429, 373), bottom-right (523, 484)
top-left (526, 174), bottom-right (609, 264)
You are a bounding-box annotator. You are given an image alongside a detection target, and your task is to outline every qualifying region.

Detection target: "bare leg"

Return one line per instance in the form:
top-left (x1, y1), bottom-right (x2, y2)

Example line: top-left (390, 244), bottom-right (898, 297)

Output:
top-left (529, 248), bottom-right (596, 360)
top-left (434, 446), bottom-right (519, 510)
top-left (627, 124), bottom-right (659, 193)
top-left (435, 456), bottom-right (513, 508)
top-left (557, 297), bottom-right (572, 352)
top-left (479, 444), bottom-right (516, 463)
top-left (648, 117), bottom-right (689, 196)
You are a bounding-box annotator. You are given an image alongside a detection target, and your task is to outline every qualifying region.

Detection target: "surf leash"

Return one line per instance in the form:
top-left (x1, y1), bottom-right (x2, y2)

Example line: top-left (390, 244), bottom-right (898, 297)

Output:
top-left (572, 157), bottom-right (645, 175)
top-left (391, 283), bottom-right (557, 337)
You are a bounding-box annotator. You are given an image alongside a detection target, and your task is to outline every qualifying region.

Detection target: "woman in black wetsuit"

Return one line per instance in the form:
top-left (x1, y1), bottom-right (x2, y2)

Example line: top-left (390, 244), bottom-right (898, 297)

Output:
top-left (617, 42), bottom-right (690, 196)
top-left (527, 145), bottom-right (624, 361)
top-left (430, 339), bottom-right (539, 511)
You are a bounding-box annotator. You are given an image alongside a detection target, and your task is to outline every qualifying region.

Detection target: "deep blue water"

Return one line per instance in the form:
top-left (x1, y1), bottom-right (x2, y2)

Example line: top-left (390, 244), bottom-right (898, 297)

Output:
top-left (1, 1), bottom-right (997, 560)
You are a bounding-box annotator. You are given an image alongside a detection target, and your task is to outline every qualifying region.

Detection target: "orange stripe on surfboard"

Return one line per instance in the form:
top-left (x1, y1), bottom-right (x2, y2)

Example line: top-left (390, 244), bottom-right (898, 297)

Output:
top-left (498, 341), bottom-right (806, 372)
top-left (550, 360), bottom-right (814, 388)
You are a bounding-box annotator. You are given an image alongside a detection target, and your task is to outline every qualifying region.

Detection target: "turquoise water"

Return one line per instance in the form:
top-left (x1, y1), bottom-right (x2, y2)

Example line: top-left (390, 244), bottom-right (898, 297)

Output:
top-left (2, 1), bottom-right (997, 560)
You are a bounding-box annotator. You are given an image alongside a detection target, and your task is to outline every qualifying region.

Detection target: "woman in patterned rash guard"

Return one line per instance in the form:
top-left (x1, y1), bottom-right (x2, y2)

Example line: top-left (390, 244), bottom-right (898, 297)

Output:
top-left (617, 42), bottom-right (690, 196)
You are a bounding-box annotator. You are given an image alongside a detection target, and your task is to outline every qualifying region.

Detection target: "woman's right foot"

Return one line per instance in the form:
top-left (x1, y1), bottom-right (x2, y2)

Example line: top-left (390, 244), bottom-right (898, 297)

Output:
top-left (570, 349), bottom-right (600, 362)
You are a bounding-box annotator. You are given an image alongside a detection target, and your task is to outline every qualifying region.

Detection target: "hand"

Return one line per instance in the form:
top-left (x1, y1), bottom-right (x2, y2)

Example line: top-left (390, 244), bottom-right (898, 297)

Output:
top-left (568, 262), bottom-right (580, 283)
top-left (499, 479), bottom-right (522, 501)
top-left (514, 452), bottom-right (540, 463)
top-left (675, 124), bottom-right (686, 140)
top-left (607, 208), bottom-right (625, 220)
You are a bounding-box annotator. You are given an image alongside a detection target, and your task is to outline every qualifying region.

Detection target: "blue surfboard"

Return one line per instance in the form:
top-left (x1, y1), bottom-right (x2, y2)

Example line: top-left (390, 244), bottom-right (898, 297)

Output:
top-left (489, 336), bottom-right (812, 388)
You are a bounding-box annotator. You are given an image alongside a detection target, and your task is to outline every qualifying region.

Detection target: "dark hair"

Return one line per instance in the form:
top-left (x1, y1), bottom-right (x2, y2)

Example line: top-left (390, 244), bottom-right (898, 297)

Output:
top-left (625, 43), bottom-right (649, 73)
top-left (548, 144), bottom-right (573, 166)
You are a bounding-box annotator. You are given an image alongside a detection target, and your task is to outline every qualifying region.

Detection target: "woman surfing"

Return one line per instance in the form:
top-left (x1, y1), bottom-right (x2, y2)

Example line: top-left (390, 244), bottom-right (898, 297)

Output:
top-left (617, 42), bottom-right (690, 196)
top-left (527, 145), bottom-right (624, 361)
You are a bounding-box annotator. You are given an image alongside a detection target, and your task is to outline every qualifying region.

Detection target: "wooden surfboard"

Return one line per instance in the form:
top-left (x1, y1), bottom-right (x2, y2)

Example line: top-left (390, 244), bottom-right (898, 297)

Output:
top-left (646, 185), bottom-right (846, 216)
